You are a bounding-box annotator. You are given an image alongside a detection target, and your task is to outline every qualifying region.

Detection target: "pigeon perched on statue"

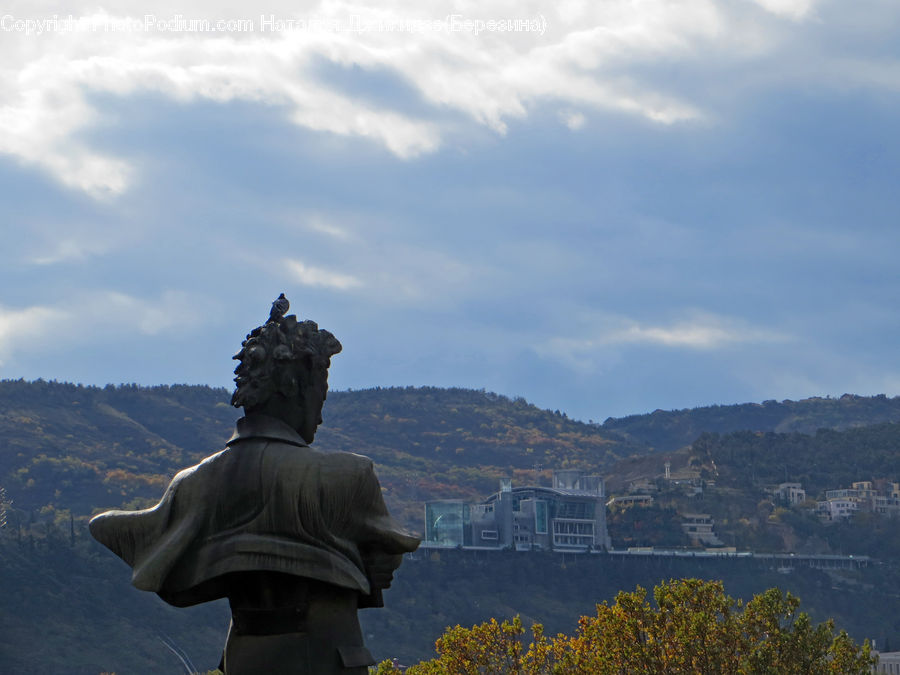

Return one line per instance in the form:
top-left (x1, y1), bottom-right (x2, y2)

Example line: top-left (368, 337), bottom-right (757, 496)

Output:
top-left (268, 293), bottom-right (289, 323)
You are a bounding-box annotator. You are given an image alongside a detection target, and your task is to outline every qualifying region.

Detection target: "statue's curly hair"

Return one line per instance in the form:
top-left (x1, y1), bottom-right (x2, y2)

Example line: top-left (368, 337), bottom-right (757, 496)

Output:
top-left (231, 313), bottom-right (342, 411)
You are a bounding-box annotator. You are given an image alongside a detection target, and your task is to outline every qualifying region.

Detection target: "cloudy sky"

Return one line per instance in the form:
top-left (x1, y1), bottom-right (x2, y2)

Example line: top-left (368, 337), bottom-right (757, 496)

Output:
top-left (1, 0), bottom-right (899, 421)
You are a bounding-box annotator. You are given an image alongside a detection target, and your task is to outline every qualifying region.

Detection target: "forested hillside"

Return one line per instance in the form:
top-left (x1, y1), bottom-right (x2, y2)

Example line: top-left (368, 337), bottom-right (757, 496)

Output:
top-left (4, 380), bottom-right (900, 535)
top-left (0, 380), bottom-right (636, 533)
top-left (695, 423), bottom-right (900, 497)
top-left (601, 422), bottom-right (900, 558)
top-left (3, 380), bottom-right (900, 672)
top-left (602, 394), bottom-right (900, 452)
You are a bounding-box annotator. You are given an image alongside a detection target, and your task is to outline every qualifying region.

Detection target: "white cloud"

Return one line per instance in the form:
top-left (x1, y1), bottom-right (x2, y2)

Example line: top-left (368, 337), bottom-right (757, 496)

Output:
top-left (0, 1), bottom-right (738, 196)
top-left (750, 0), bottom-right (818, 20)
top-left (0, 290), bottom-right (203, 366)
top-left (606, 318), bottom-right (767, 349)
top-left (304, 217), bottom-right (355, 242)
top-left (0, 304), bottom-right (67, 366)
top-left (829, 58), bottom-right (900, 93)
top-left (20, 218), bottom-right (143, 266)
top-left (536, 311), bottom-right (789, 372)
top-left (360, 243), bottom-right (487, 306)
top-left (0, 70), bottom-right (132, 197)
top-left (93, 290), bottom-right (201, 335)
top-left (280, 240), bottom-right (482, 302)
top-left (0, 0), bottom-right (894, 197)
top-left (560, 110), bottom-right (585, 130)
top-left (0, 14), bottom-right (439, 195)
top-left (637, 314), bottom-right (786, 348)
top-left (284, 259), bottom-right (362, 290)
top-left (28, 237), bottom-right (113, 266)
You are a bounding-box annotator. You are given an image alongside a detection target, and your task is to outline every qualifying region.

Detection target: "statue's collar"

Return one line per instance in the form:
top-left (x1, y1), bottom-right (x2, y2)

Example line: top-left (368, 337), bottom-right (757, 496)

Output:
top-left (226, 414), bottom-right (309, 448)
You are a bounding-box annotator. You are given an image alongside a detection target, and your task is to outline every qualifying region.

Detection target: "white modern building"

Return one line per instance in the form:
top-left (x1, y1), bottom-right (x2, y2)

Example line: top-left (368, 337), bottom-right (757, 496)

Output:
top-left (774, 482), bottom-right (807, 505)
top-left (680, 513), bottom-right (723, 546)
top-left (818, 479), bottom-right (900, 521)
top-left (872, 649), bottom-right (900, 673)
top-left (424, 470), bottom-right (611, 552)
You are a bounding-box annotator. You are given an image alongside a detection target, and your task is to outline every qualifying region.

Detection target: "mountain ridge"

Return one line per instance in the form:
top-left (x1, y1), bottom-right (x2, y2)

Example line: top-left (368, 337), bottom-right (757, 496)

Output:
top-left (601, 393), bottom-right (900, 452)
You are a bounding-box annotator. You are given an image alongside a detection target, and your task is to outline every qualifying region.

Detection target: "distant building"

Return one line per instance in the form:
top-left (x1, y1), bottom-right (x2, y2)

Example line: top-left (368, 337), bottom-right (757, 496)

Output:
top-left (825, 488), bottom-right (860, 500)
top-left (773, 482), bottom-right (806, 505)
top-left (874, 480), bottom-right (900, 499)
top-left (628, 478), bottom-right (658, 494)
top-left (424, 470), bottom-right (611, 552)
top-left (852, 480), bottom-right (877, 497)
top-left (680, 513), bottom-right (723, 546)
top-left (872, 649), bottom-right (900, 673)
top-left (817, 478), bottom-right (900, 521)
top-left (873, 495), bottom-right (900, 515)
top-left (817, 499), bottom-right (860, 521)
top-left (608, 494), bottom-right (654, 508)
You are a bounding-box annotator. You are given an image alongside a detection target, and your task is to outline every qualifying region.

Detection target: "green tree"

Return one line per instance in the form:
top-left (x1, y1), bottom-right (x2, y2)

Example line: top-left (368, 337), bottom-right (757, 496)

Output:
top-left (742, 587), bottom-right (874, 674)
top-left (378, 579), bottom-right (875, 675)
top-left (403, 616), bottom-right (533, 674)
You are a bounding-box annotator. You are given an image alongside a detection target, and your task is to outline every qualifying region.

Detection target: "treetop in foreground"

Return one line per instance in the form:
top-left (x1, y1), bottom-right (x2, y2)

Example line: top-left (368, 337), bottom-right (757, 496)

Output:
top-left (373, 578), bottom-right (874, 674)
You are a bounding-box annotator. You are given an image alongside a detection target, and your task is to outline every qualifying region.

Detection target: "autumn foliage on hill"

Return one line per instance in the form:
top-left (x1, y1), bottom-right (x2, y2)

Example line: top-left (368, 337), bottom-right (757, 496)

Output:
top-left (0, 381), bottom-right (635, 535)
top-left (602, 394), bottom-right (900, 453)
top-left (374, 579), bottom-right (874, 675)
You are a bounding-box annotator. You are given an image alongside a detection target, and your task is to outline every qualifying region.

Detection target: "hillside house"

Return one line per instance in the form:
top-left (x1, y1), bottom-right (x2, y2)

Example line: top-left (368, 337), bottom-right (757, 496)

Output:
top-left (680, 513), bottom-right (723, 546)
top-left (817, 479), bottom-right (900, 521)
top-left (628, 478), bottom-right (658, 494)
top-left (773, 482), bottom-right (806, 505)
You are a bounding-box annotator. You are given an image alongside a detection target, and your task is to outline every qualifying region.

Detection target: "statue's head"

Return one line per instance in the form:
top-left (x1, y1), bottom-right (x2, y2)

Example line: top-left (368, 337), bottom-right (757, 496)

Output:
top-left (231, 303), bottom-right (342, 443)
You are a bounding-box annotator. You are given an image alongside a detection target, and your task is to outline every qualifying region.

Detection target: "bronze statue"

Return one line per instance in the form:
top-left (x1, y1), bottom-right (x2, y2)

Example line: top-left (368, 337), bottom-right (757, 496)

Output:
top-left (90, 298), bottom-right (419, 673)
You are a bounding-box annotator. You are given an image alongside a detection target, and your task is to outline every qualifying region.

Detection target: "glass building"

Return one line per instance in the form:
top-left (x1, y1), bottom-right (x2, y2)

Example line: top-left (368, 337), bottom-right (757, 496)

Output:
top-left (424, 500), bottom-right (469, 547)
top-left (424, 471), bottom-right (610, 552)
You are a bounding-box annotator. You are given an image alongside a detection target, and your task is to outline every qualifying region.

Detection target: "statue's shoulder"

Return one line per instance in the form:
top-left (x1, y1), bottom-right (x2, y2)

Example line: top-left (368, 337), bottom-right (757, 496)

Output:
top-left (324, 449), bottom-right (374, 472)
top-left (269, 443), bottom-right (374, 479)
top-left (170, 447), bottom-right (231, 480)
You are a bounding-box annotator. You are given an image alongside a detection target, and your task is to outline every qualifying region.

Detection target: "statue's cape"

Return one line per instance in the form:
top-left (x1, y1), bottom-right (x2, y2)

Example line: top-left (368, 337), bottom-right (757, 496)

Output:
top-left (89, 415), bottom-right (419, 607)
